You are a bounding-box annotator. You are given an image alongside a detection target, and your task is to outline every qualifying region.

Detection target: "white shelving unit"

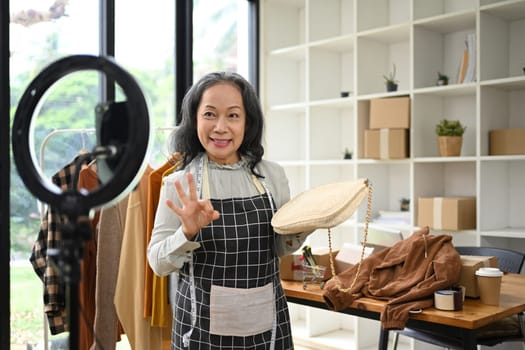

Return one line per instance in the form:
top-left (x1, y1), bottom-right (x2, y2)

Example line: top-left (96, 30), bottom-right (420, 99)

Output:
top-left (260, 0), bottom-right (525, 349)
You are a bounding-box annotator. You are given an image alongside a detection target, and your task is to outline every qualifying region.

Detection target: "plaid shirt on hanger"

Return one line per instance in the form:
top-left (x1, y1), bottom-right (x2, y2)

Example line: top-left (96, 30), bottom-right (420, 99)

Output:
top-left (30, 154), bottom-right (93, 334)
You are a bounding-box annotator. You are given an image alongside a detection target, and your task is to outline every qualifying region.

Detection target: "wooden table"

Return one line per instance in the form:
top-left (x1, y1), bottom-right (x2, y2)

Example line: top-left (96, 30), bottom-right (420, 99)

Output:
top-left (282, 273), bottom-right (525, 350)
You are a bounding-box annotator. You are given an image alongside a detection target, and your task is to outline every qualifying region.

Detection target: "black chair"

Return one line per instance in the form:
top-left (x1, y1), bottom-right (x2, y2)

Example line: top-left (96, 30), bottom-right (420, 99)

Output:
top-left (391, 246), bottom-right (525, 350)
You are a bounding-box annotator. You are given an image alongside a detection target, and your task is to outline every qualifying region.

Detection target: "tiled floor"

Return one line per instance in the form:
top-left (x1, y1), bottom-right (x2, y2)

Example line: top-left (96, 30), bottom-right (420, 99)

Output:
top-left (295, 346), bottom-right (322, 350)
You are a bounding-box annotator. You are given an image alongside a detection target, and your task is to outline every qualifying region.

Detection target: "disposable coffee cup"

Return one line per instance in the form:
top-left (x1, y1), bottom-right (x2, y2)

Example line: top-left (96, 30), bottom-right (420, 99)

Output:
top-left (475, 267), bottom-right (503, 305)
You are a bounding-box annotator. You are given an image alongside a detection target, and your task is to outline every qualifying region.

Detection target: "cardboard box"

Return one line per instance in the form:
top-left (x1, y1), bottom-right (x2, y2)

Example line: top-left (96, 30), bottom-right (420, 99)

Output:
top-left (418, 197), bottom-right (476, 231)
top-left (334, 243), bottom-right (375, 274)
top-left (459, 255), bottom-right (498, 298)
top-left (369, 96), bottom-right (410, 129)
top-left (489, 128), bottom-right (525, 155)
top-left (279, 247), bottom-right (338, 281)
top-left (364, 128), bottom-right (408, 159)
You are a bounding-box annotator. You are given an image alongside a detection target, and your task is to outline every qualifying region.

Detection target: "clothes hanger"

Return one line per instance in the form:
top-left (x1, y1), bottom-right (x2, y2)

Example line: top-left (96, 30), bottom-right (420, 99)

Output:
top-left (78, 131), bottom-right (89, 155)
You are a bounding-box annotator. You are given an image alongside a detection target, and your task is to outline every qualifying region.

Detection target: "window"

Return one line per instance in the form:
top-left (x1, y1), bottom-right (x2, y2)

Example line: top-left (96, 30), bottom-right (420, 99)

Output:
top-left (10, 1), bottom-right (100, 347)
top-left (9, 1), bottom-right (254, 348)
top-left (114, 0), bottom-right (176, 167)
top-left (193, 0), bottom-right (250, 80)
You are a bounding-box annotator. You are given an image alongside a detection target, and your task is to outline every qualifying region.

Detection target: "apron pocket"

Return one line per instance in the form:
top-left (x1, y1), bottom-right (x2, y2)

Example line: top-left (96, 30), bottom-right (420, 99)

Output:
top-left (209, 283), bottom-right (274, 337)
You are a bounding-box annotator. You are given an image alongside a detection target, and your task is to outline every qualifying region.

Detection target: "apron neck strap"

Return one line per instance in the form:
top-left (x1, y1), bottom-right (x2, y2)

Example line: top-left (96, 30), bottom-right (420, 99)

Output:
top-left (197, 154), bottom-right (271, 202)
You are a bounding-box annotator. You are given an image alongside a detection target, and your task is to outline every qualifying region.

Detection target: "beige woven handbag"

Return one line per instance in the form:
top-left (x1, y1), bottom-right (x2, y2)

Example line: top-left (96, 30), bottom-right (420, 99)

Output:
top-left (271, 178), bottom-right (370, 235)
top-left (272, 178), bottom-right (373, 293)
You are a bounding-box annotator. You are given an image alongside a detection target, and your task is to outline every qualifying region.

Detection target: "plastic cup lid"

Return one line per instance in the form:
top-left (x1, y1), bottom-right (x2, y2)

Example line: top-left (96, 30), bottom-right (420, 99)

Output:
top-left (475, 267), bottom-right (503, 277)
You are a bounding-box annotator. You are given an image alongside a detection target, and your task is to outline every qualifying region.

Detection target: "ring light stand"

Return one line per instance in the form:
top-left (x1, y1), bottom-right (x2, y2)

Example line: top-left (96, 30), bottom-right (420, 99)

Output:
top-left (11, 55), bottom-right (152, 350)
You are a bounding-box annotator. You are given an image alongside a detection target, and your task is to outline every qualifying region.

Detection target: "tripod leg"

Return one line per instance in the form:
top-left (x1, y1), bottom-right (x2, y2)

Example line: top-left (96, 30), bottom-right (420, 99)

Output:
top-left (66, 270), bottom-right (80, 350)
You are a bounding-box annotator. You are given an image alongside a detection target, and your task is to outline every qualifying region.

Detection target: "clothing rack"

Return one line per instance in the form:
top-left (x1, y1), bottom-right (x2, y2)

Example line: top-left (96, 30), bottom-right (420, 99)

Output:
top-left (39, 126), bottom-right (178, 178)
top-left (38, 128), bottom-right (98, 221)
top-left (37, 128), bottom-right (96, 350)
top-left (36, 126), bottom-right (177, 350)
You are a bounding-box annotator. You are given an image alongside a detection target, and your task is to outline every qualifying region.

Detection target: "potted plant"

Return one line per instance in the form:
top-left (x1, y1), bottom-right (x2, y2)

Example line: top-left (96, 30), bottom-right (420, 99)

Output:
top-left (400, 198), bottom-right (410, 212)
top-left (435, 119), bottom-right (466, 156)
top-left (383, 64), bottom-right (399, 92)
top-left (343, 148), bottom-right (353, 159)
top-left (437, 72), bottom-right (449, 86)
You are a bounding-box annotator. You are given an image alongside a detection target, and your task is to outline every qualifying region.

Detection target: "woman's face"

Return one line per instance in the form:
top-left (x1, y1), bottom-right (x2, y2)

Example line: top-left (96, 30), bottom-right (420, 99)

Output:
top-left (196, 82), bottom-right (246, 165)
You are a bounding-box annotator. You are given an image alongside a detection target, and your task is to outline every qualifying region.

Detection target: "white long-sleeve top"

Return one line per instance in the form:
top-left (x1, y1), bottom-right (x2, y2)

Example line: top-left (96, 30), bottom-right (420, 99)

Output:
top-left (147, 153), bottom-right (310, 276)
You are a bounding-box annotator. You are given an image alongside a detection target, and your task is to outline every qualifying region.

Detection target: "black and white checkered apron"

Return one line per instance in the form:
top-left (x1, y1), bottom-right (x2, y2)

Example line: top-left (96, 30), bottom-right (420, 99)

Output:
top-left (171, 167), bottom-right (293, 349)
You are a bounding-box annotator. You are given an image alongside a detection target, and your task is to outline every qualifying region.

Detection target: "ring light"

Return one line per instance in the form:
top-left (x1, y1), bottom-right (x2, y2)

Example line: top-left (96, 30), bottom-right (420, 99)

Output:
top-left (11, 54), bottom-right (152, 215)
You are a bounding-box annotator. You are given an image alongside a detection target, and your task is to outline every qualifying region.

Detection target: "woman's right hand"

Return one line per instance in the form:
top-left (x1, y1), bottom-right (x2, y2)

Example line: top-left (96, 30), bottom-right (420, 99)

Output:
top-left (165, 172), bottom-right (220, 240)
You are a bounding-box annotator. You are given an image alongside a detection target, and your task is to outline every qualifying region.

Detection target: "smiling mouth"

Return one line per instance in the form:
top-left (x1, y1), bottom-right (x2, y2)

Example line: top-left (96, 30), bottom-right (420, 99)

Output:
top-left (211, 138), bottom-right (230, 147)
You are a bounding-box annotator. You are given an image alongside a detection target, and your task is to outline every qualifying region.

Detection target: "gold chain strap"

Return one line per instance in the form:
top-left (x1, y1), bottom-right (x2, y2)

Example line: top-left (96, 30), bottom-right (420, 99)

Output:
top-left (327, 180), bottom-right (373, 293)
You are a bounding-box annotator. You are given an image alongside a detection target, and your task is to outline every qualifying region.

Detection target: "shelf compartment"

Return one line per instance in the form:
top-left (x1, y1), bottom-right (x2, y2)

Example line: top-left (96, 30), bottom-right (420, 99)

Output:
top-left (356, 0), bottom-right (410, 32)
top-left (308, 0), bottom-right (354, 41)
top-left (356, 99), bottom-right (412, 160)
top-left (309, 106), bottom-right (354, 161)
top-left (264, 110), bottom-right (306, 162)
top-left (357, 94), bottom-right (412, 159)
top-left (480, 85), bottom-right (525, 156)
top-left (414, 17), bottom-right (476, 89)
top-left (413, 161), bottom-right (476, 226)
top-left (356, 25), bottom-right (410, 95)
top-left (413, 161), bottom-right (476, 197)
top-left (480, 1), bottom-right (525, 81)
top-left (479, 159), bottom-right (525, 231)
top-left (357, 163), bottom-right (411, 223)
top-left (414, 0), bottom-right (477, 20)
top-left (412, 90), bottom-right (476, 158)
top-left (309, 45), bottom-right (355, 101)
top-left (265, 49), bottom-right (306, 106)
top-left (263, 0), bottom-right (306, 51)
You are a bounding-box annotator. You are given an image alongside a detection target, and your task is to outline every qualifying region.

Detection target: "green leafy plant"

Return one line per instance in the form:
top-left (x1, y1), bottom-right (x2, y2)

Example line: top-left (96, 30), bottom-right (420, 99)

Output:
top-left (435, 119), bottom-right (466, 136)
top-left (383, 63), bottom-right (399, 84)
